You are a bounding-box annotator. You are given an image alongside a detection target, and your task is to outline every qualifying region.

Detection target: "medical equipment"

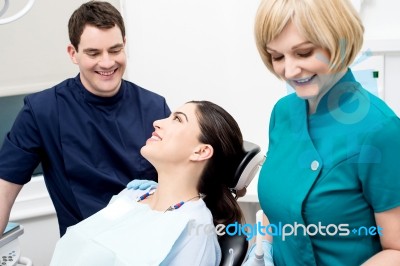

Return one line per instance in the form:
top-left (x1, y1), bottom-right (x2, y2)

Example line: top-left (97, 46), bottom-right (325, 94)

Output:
top-left (219, 232), bottom-right (248, 266)
top-left (229, 209), bottom-right (274, 266)
top-left (231, 140), bottom-right (266, 193)
top-left (0, 223), bottom-right (32, 266)
top-left (219, 140), bottom-right (266, 266)
top-left (255, 210), bottom-right (264, 258)
top-left (245, 210), bottom-right (267, 266)
top-left (0, 0), bottom-right (35, 25)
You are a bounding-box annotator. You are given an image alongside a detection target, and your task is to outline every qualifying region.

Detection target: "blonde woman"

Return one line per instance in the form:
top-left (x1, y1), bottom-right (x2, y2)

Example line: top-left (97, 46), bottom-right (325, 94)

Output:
top-left (253, 0), bottom-right (400, 265)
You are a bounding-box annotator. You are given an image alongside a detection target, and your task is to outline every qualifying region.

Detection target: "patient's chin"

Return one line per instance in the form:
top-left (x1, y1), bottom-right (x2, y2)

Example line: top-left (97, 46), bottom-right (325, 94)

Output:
top-left (140, 145), bottom-right (148, 158)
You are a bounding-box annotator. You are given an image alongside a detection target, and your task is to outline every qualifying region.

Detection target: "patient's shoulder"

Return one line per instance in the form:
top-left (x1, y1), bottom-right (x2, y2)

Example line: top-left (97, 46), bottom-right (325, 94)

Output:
top-left (181, 199), bottom-right (214, 225)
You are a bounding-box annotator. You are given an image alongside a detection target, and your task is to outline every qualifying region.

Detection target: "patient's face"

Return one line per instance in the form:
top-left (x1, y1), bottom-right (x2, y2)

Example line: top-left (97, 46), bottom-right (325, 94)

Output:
top-left (141, 103), bottom-right (202, 165)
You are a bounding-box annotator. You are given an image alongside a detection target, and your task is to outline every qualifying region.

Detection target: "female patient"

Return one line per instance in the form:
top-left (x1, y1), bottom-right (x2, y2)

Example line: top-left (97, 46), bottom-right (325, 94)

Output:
top-left (50, 100), bottom-right (245, 265)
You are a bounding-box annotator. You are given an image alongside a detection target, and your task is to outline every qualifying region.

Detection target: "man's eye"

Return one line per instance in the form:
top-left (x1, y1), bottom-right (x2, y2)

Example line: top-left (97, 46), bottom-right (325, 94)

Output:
top-left (109, 49), bottom-right (122, 54)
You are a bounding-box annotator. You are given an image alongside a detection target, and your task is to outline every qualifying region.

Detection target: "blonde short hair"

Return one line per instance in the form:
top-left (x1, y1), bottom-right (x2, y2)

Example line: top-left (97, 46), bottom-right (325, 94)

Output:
top-left (254, 0), bottom-right (364, 75)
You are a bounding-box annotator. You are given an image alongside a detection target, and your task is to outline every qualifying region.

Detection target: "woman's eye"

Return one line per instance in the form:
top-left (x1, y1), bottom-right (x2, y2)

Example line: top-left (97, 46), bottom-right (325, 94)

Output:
top-left (271, 55), bottom-right (283, 61)
top-left (297, 50), bottom-right (313, 58)
top-left (173, 115), bottom-right (182, 122)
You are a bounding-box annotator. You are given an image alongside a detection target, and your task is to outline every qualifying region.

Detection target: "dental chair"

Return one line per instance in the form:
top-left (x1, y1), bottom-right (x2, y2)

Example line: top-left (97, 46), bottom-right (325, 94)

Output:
top-left (219, 140), bottom-right (265, 266)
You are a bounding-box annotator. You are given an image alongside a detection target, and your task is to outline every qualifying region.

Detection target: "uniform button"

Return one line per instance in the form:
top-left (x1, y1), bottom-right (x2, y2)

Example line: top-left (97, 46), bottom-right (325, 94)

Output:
top-left (311, 160), bottom-right (319, 171)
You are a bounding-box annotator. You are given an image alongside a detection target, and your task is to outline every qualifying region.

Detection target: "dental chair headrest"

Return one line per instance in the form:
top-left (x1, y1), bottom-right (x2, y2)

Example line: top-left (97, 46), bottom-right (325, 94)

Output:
top-left (230, 140), bottom-right (265, 191)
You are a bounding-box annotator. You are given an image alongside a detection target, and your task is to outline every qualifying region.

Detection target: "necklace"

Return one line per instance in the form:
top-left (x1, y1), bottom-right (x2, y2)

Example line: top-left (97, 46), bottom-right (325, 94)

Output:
top-left (136, 190), bottom-right (202, 213)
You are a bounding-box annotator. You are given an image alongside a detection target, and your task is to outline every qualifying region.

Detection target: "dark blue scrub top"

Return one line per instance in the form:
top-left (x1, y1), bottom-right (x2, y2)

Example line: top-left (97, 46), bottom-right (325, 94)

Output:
top-left (0, 75), bottom-right (170, 236)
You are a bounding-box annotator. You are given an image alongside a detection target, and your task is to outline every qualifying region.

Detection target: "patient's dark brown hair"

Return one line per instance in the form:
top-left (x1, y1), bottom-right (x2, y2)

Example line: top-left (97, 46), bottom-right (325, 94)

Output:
top-left (190, 100), bottom-right (245, 226)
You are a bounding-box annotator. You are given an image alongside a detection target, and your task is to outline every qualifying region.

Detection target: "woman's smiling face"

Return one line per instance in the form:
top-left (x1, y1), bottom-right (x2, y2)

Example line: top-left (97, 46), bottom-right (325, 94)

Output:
top-left (141, 103), bottom-right (202, 165)
top-left (267, 21), bottom-right (344, 112)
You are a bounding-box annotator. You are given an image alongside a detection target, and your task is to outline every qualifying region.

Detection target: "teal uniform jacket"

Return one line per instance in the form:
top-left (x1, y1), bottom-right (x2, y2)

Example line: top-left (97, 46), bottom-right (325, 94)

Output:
top-left (258, 69), bottom-right (400, 265)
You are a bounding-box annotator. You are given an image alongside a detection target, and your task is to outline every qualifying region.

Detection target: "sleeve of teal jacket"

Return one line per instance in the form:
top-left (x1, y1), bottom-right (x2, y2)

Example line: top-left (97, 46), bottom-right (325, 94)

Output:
top-left (266, 103), bottom-right (277, 156)
top-left (358, 116), bottom-right (400, 212)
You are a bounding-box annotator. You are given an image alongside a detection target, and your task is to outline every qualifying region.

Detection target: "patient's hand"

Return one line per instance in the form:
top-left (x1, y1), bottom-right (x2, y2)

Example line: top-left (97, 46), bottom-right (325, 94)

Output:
top-left (127, 179), bottom-right (158, 190)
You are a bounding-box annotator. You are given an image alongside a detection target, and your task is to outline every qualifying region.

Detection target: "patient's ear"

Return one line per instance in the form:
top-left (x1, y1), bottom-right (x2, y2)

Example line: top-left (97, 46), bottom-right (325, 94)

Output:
top-left (190, 144), bottom-right (213, 161)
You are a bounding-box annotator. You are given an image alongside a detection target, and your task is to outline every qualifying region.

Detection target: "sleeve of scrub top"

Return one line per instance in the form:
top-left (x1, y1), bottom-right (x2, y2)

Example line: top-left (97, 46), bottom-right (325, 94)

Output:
top-left (0, 100), bottom-right (41, 184)
top-left (269, 103), bottom-right (278, 133)
top-left (266, 104), bottom-right (277, 155)
top-left (358, 116), bottom-right (400, 212)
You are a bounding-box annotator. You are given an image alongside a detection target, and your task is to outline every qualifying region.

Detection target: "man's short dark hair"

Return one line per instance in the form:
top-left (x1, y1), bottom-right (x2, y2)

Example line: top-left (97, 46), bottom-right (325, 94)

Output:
top-left (68, 1), bottom-right (125, 51)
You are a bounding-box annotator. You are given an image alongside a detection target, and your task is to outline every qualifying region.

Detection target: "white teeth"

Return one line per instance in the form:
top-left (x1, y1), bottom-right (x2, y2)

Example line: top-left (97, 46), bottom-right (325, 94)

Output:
top-left (295, 76), bottom-right (314, 84)
top-left (98, 70), bottom-right (115, 76)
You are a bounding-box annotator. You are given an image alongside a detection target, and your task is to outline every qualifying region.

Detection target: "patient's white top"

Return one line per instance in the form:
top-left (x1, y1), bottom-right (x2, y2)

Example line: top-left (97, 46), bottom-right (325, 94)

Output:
top-left (50, 188), bottom-right (221, 266)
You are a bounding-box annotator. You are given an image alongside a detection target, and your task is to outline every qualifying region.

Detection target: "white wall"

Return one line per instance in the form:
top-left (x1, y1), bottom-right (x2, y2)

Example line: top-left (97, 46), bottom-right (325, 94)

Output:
top-left (122, 0), bottom-right (400, 199)
top-left (8, 177), bottom-right (59, 266)
top-left (0, 0), bottom-right (120, 96)
top-left (121, 0), bottom-right (286, 153)
top-left (15, 214), bottom-right (59, 266)
top-left (358, 0), bottom-right (400, 115)
top-left (360, 0), bottom-right (400, 40)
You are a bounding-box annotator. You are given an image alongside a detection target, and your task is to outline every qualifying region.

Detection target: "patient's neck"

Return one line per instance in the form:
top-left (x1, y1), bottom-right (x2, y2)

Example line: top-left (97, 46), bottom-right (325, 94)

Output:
top-left (148, 173), bottom-right (200, 212)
